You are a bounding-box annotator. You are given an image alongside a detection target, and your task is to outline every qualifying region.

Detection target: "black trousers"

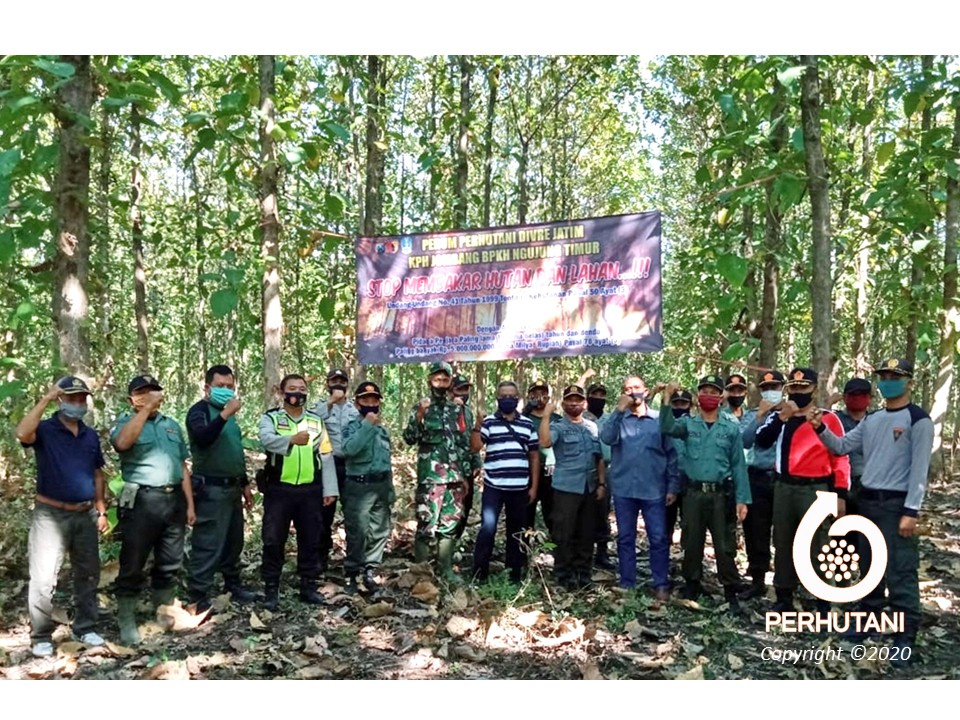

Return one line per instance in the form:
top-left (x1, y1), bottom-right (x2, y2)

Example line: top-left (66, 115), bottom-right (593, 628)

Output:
top-left (318, 457), bottom-right (347, 565)
top-left (186, 480), bottom-right (245, 601)
top-left (261, 483), bottom-right (324, 586)
top-left (743, 467), bottom-right (775, 581)
top-left (551, 489), bottom-right (597, 579)
top-left (525, 467), bottom-right (554, 534)
top-left (115, 486), bottom-right (187, 597)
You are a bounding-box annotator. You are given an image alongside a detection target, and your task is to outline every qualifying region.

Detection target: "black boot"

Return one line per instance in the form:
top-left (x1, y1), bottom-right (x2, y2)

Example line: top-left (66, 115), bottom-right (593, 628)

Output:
top-left (738, 577), bottom-right (766, 601)
top-left (890, 632), bottom-right (918, 668)
top-left (299, 579), bottom-right (325, 605)
top-left (679, 582), bottom-right (702, 601)
top-left (594, 545), bottom-right (615, 570)
top-left (344, 575), bottom-right (359, 595)
top-left (724, 585), bottom-right (743, 614)
top-left (362, 568), bottom-right (381, 592)
top-left (263, 583), bottom-right (280, 612)
top-left (225, 579), bottom-right (260, 603)
top-left (772, 588), bottom-right (794, 614)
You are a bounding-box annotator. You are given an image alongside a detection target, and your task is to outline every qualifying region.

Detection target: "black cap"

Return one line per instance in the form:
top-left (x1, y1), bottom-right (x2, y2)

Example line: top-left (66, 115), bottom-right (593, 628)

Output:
top-left (327, 369), bottom-right (349, 383)
top-left (670, 389), bottom-right (693, 404)
top-left (562, 384), bottom-right (586, 399)
top-left (725, 373), bottom-right (747, 389)
top-left (354, 381), bottom-right (382, 399)
top-left (586, 383), bottom-right (607, 395)
top-left (697, 374), bottom-right (724, 391)
top-left (758, 370), bottom-right (785, 387)
top-left (785, 367), bottom-right (818, 387)
top-left (57, 376), bottom-right (92, 396)
top-left (843, 378), bottom-right (872, 394)
top-left (874, 358), bottom-right (913, 377)
top-left (452, 373), bottom-right (472, 389)
top-left (128, 374), bottom-right (163, 394)
top-left (527, 379), bottom-right (549, 394)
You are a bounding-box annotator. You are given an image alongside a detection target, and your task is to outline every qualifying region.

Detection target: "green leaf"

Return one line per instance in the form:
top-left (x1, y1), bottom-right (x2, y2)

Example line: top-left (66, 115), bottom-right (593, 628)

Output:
top-left (876, 140), bottom-right (896, 166)
top-left (903, 91), bottom-right (922, 118)
top-left (107, 473), bottom-right (125, 499)
top-left (101, 97), bottom-right (133, 109)
top-left (945, 158), bottom-right (960, 182)
top-left (717, 253), bottom-right (749, 288)
top-left (325, 191), bottom-right (346, 219)
top-left (719, 94), bottom-right (737, 118)
top-left (219, 90), bottom-right (248, 114)
top-left (285, 147), bottom-right (306, 165)
top-left (7, 95), bottom-right (39, 112)
top-left (0, 230), bottom-right (14, 265)
top-left (209, 288), bottom-right (238, 318)
top-left (0, 148), bottom-right (20, 177)
top-left (185, 111), bottom-right (213, 126)
top-left (0, 380), bottom-right (25, 401)
top-left (224, 267), bottom-right (245, 286)
top-left (147, 70), bottom-right (182, 104)
top-left (773, 173), bottom-right (806, 210)
top-left (15, 301), bottom-right (34, 318)
top-left (776, 65), bottom-right (807, 88)
top-left (318, 297), bottom-right (336, 321)
top-left (322, 120), bottom-right (351, 142)
top-left (790, 127), bottom-right (805, 153)
top-left (32, 58), bottom-right (76, 79)
top-left (695, 165), bottom-right (712, 185)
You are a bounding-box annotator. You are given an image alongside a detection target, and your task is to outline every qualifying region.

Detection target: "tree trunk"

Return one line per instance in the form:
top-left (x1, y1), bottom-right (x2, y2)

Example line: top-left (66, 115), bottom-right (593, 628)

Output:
top-left (52, 55), bottom-right (93, 379)
top-left (800, 55), bottom-right (835, 397)
top-left (454, 55), bottom-right (471, 228)
top-left (131, 104), bottom-right (150, 371)
top-left (518, 138), bottom-right (530, 225)
top-left (481, 64), bottom-right (500, 227)
top-left (363, 55), bottom-right (386, 237)
top-left (930, 90), bottom-right (960, 476)
top-left (759, 88), bottom-right (787, 371)
top-left (852, 70), bottom-right (876, 376)
top-left (259, 55), bottom-right (283, 406)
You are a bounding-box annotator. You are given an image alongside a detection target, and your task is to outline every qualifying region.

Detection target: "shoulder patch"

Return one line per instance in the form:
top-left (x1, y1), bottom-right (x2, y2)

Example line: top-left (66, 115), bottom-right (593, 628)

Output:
top-left (906, 403), bottom-right (930, 426)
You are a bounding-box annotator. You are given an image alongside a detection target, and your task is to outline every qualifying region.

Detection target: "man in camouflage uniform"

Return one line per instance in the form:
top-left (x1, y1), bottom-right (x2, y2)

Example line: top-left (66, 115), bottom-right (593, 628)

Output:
top-left (403, 361), bottom-right (477, 580)
top-left (451, 373), bottom-right (483, 541)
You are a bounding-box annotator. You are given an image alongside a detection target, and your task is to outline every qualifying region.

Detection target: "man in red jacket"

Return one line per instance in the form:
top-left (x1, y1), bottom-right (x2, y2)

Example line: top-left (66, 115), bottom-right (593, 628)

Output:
top-left (755, 367), bottom-right (850, 613)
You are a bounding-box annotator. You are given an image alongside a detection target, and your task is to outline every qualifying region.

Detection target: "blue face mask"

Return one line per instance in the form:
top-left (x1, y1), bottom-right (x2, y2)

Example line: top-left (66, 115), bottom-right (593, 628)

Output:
top-left (59, 400), bottom-right (88, 420)
top-left (878, 378), bottom-right (909, 399)
top-left (497, 397), bottom-right (520, 414)
top-left (209, 387), bottom-right (235, 408)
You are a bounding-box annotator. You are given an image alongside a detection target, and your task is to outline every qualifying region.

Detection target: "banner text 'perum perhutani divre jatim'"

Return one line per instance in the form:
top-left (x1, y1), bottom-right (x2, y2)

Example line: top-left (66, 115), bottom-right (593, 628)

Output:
top-left (355, 212), bottom-right (663, 365)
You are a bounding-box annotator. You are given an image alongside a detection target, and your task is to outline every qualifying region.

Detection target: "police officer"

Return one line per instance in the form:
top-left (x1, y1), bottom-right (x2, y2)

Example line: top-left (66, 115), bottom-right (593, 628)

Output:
top-left (341, 381), bottom-right (395, 595)
top-left (258, 374), bottom-right (339, 610)
top-left (660, 376), bottom-right (751, 610)
top-left (403, 361), bottom-right (477, 581)
top-left (314, 368), bottom-right (360, 574)
top-left (833, 377), bottom-right (872, 516)
top-left (737, 370), bottom-right (785, 600)
top-left (185, 364), bottom-right (257, 613)
top-left (583, 380), bottom-right (614, 570)
top-left (755, 367), bottom-right (850, 614)
top-left (16, 376), bottom-right (108, 657)
top-left (539, 385), bottom-right (606, 590)
top-left (522, 380), bottom-right (560, 534)
top-left (810, 358), bottom-right (932, 665)
top-left (111, 374), bottom-right (196, 646)
top-left (451, 373), bottom-right (482, 542)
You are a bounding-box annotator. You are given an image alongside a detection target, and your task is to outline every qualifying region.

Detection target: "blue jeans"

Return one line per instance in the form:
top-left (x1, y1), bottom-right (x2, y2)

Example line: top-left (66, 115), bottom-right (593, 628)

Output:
top-left (473, 485), bottom-right (528, 577)
top-left (613, 495), bottom-right (669, 590)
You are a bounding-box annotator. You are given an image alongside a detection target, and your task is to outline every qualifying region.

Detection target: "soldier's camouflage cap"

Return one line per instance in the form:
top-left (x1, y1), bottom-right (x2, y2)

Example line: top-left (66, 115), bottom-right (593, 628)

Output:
top-left (428, 361), bottom-right (453, 377)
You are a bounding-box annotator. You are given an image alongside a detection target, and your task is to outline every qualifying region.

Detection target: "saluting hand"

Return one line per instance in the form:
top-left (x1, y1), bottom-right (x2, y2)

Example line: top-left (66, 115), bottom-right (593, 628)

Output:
top-left (757, 399), bottom-right (778, 418)
top-left (616, 393), bottom-right (633, 412)
top-left (542, 401), bottom-right (557, 416)
top-left (44, 383), bottom-right (63, 404)
top-left (365, 412), bottom-right (381, 425)
top-left (328, 388), bottom-right (345, 405)
top-left (663, 381), bottom-right (680, 401)
top-left (290, 430), bottom-right (311, 446)
top-left (807, 408), bottom-right (824, 430)
top-left (416, 397), bottom-right (431, 420)
top-left (452, 396), bottom-right (464, 407)
top-left (221, 395), bottom-right (242, 419)
top-left (146, 390), bottom-right (165, 411)
top-left (778, 400), bottom-right (799, 422)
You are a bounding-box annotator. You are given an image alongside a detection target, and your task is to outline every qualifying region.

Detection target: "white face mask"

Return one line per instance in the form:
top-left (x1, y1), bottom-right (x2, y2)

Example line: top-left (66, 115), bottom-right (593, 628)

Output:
top-left (761, 390), bottom-right (783, 405)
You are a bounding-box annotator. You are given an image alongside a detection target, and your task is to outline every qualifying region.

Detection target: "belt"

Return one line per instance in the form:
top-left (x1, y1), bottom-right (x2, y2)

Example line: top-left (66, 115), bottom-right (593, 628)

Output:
top-left (688, 481), bottom-right (726, 494)
top-left (347, 472), bottom-right (390, 484)
top-left (859, 488), bottom-right (907, 502)
top-left (35, 494), bottom-right (93, 512)
top-left (194, 474), bottom-right (246, 487)
top-left (775, 474), bottom-right (831, 486)
top-left (137, 484), bottom-right (179, 494)
top-left (748, 467), bottom-right (775, 478)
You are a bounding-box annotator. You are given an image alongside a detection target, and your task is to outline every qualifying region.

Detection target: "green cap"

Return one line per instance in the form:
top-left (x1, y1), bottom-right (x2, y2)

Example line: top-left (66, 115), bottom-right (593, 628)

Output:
top-left (428, 361), bottom-right (453, 377)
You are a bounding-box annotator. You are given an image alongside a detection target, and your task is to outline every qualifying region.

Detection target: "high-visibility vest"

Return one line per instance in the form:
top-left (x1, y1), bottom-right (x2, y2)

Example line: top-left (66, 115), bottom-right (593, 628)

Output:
top-left (264, 408), bottom-right (333, 486)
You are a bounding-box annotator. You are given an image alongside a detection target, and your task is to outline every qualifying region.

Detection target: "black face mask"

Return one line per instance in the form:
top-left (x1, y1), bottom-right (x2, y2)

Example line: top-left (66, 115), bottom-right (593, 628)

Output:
top-left (526, 397), bottom-right (544, 410)
top-left (430, 386), bottom-right (448, 402)
top-left (587, 397), bottom-right (607, 416)
top-left (284, 391), bottom-right (307, 407)
top-left (727, 395), bottom-right (745, 409)
top-left (672, 407), bottom-right (690, 418)
top-left (359, 404), bottom-right (380, 417)
top-left (328, 384), bottom-right (347, 394)
top-left (455, 393), bottom-right (470, 404)
top-left (788, 392), bottom-right (814, 409)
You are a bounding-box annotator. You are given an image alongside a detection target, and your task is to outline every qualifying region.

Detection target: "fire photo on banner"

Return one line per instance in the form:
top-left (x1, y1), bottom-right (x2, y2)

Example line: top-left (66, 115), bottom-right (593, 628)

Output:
top-left (356, 212), bottom-right (663, 364)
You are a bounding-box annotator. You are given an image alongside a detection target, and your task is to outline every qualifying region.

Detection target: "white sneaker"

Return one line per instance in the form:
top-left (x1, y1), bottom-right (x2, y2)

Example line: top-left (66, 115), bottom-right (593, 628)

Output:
top-left (77, 632), bottom-right (105, 647)
top-left (32, 642), bottom-right (54, 658)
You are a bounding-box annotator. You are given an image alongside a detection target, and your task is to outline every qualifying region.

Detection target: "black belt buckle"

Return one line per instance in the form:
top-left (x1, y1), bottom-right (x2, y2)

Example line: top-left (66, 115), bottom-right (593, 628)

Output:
top-left (693, 482), bottom-right (720, 494)
top-left (349, 472), bottom-right (387, 484)
top-left (140, 484), bottom-right (176, 494)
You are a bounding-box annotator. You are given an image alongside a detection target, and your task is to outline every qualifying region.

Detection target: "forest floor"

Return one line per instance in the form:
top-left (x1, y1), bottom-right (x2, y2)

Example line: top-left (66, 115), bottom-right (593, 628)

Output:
top-left (1, 454), bottom-right (959, 681)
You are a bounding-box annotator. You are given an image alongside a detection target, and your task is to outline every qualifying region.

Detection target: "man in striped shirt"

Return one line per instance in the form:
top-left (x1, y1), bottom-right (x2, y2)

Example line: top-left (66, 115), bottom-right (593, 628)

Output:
top-left (471, 381), bottom-right (541, 583)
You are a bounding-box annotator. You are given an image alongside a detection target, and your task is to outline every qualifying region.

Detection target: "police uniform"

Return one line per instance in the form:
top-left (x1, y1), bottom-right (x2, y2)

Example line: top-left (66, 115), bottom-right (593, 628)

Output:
top-left (659, 375), bottom-right (751, 604)
top-left (314, 368), bottom-right (360, 571)
top-left (402, 361), bottom-right (477, 579)
top-left (111, 374), bottom-right (192, 646)
top-left (341, 382), bottom-right (395, 593)
top-left (258, 402), bottom-right (339, 606)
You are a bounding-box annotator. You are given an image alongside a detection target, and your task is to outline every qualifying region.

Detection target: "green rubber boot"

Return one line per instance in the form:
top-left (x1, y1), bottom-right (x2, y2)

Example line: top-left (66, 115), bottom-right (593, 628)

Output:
top-left (437, 538), bottom-right (458, 582)
top-left (151, 586), bottom-right (176, 609)
top-left (414, 538), bottom-right (432, 563)
top-left (117, 596), bottom-right (141, 647)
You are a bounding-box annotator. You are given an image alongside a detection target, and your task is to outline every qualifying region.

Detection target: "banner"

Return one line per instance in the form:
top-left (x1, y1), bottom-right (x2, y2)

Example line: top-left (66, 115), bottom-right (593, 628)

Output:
top-left (355, 212), bottom-right (663, 365)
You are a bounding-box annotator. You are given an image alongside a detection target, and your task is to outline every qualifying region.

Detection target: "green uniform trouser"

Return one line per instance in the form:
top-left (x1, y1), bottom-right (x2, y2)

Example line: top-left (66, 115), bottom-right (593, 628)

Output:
top-left (858, 491), bottom-right (920, 634)
top-left (681, 484), bottom-right (740, 587)
top-left (186, 482), bottom-right (245, 601)
top-left (772, 480), bottom-right (829, 592)
top-left (342, 473), bottom-right (395, 575)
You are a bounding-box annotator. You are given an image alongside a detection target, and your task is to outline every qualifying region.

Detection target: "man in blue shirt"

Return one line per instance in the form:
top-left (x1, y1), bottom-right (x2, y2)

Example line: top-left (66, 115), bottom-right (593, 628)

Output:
top-left (16, 376), bottom-right (108, 657)
top-left (600, 375), bottom-right (680, 598)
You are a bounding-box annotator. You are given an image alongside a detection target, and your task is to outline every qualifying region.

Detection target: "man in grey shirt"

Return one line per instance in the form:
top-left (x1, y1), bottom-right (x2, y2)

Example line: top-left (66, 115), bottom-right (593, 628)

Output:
top-left (313, 369), bottom-right (360, 573)
top-left (810, 358), bottom-right (933, 667)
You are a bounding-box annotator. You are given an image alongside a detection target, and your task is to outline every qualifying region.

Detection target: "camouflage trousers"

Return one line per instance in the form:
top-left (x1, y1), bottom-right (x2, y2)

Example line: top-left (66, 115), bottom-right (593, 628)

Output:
top-left (416, 480), bottom-right (467, 541)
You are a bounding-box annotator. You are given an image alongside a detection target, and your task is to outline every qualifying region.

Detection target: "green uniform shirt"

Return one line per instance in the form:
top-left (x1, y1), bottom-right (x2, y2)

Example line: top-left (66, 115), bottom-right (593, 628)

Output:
top-left (342, 417), bottom-right (392, 475)
top-left (402, 397), bottom-right (475, 485)
top-left (111, 411), bottom-right (189, 487)
top-left (659, 409), bottom-right (751, 505)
